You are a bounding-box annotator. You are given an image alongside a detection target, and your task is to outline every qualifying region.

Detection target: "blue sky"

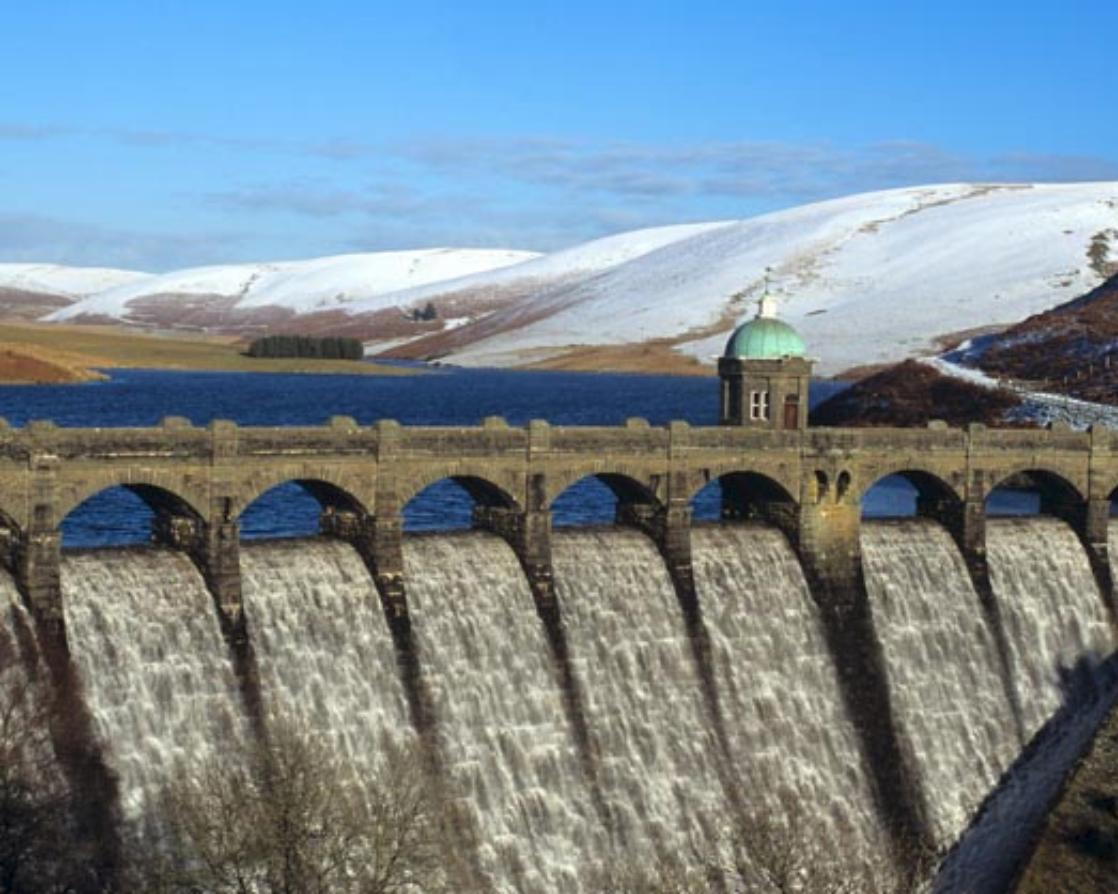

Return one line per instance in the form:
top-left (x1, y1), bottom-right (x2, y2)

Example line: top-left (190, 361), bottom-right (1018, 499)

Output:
top-left (1, 1), bottom-right (1115, 270)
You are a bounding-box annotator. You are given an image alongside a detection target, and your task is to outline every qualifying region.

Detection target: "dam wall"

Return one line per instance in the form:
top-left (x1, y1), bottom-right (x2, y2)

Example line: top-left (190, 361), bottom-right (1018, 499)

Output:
top-left (0, 515), bottom-right (1112, 890)
top-left (0, 417), bottom-right (1116, 887)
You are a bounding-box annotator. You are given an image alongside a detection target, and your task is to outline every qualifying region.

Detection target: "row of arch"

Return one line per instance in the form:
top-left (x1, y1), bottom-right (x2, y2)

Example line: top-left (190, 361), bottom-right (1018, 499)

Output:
top-left (26, 465), bottom-right (1118, 549)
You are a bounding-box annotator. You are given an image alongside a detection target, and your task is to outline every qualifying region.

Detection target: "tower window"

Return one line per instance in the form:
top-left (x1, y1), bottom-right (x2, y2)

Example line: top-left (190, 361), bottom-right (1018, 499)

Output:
top-left (749, 390), bottom-right (770, 420)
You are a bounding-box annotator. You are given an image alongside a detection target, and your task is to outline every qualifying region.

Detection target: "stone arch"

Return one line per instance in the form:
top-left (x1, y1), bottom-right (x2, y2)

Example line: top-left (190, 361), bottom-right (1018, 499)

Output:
top-left (853, 467), bottom-right (964, 507)
top-left (692, 462), bottom-right (800, 503)
top-left (236, 476), bottom-right (369, 520)
top-left (688, 469), bottom-right (797, 507)
top-left (985, 467), bottom-right (1086, 514)
top-left (234, 467), bottom-right (373, 519)
top-left (688, 469), bottom-right (798, 523)
top-left (56, 474), bottom-right (208, 527)
top-left (813, 470), bottom-right (830, 504)
top-left (547, 471), bottom-right (662, 511)
top-left (856, 467), bottom-right (963, 522)
top-left (397, 472), bottom-right (521, 513)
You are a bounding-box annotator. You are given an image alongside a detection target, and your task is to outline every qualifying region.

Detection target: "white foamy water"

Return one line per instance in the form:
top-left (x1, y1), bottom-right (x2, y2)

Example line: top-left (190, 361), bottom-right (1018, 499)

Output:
top-left (40, 514), bottom-right (1118, 890)
top-left (0, 570), bottom-right (70, 809)
top-left (691, 524), bottom-right (887, 858)
top-left (933, 519), bottom-right (1118, 890)
top-left (0, 569), bottom-right (41, 683)
top-left (60, 549), bottom-right (248, 820)
top-left (986, 518), bottom-right (1115, 737)
top-left (241, 539), bottom-right (413, 787)
top-left (862, 520), bottom-right (1021, 846)
top-left (403, 531), bottom-right (604, 894)
top-left (551, 528), bottom-right (729, 865)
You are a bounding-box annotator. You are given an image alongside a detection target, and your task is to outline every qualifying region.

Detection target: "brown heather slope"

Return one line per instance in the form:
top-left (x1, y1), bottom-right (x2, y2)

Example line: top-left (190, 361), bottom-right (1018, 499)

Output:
top-left (0, 321), bottom-right (411, 382)
top-left (525, 341), bottom-right (714, 376)
top-left (811, 359), bottom-right (1024, 427)
top-left (0, 287), bottom-right (73, 321)
top-left (975, 273), bottom-right (1118, 403)
top-left (0, 343), bottom-right (107, 383)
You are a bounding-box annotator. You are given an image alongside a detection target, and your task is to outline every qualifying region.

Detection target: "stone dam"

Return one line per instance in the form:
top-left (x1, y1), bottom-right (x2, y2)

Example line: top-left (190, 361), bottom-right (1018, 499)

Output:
top-left (0, 416), bottom-right (1117, 890)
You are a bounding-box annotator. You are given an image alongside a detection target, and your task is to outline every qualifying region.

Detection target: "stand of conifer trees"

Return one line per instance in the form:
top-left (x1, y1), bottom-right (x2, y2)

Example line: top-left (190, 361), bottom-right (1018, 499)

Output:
top-left (246, 335), bottom-right (365, 360)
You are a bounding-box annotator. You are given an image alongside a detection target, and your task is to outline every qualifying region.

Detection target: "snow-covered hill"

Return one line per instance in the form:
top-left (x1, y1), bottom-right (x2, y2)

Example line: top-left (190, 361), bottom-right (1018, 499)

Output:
top-left (340, 221), bottom-right (733, 314)
top-left (0, 263), bottom-right (151, 298)
top-left (34, 182), bottom-right (1118, 374)
top-left (49, 248), bottom-right (539, 320)
top-left (428, 183), bottom-right (1118, 374)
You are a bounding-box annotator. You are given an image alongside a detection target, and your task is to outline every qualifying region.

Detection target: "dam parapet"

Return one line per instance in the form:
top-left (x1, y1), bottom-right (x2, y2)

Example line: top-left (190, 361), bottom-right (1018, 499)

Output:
top-left (0, 416), bottom-right (1116, 639)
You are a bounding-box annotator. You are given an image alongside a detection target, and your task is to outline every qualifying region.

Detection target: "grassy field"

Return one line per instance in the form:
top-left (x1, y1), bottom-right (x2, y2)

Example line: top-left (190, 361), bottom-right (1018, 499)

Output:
top-left (0, 321), bottom-right (412, 382)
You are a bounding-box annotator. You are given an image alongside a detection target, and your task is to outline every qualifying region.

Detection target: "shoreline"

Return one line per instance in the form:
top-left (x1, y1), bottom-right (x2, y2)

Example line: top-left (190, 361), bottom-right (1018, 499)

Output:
top-left (0, 320), bottom-right (414, 383)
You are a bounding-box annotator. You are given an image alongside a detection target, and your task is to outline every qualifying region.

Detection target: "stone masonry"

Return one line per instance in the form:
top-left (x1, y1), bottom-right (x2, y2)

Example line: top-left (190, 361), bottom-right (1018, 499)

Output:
top-left (0, 413), bottom-right (1115, 639)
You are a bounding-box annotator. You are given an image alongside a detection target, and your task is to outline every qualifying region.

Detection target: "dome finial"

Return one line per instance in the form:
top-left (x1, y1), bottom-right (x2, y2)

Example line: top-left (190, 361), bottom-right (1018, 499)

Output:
top-left (757, 266), bottom-right (778, 319)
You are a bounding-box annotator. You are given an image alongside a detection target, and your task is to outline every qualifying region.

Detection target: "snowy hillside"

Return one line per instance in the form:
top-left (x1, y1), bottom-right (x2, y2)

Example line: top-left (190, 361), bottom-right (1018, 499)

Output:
top-left (35, 182), bottom-right (1118, 374)
top-left (0, 263), bottom-right (151, 298)
top-left (342, 221), bottom-right (734, 314)
top-left (49, 248), bottom-right (539, 320)
top-left (435, 183), bottom-right (1118, 374)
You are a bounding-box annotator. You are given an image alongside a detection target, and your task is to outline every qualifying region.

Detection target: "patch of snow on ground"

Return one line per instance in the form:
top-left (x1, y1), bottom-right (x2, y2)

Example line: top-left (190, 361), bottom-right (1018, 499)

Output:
top-left (928, 357), bottom-right (1118, 429)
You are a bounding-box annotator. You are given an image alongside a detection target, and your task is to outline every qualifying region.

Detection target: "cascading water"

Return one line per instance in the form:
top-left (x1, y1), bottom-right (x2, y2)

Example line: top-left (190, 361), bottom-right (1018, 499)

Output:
top-left (240, 539), bottom-right (413, 789)
top-left (861, 520), bottom-right (1021, 846)
top-left (60, 549), bottom-right (248, 826)
top-left (33, 515), bottom-right (1118, 890)
top-left (0, 571), bottom-right (42, 692)
top-left (986, 517), bottom-right (1115, 736)
top-left (0, 571), bottom-right (55, 758)
top-left (933, 519), bottom-right (1118, 890)
top-left (551, 528), bottom-right (730, 870)
top-left (403, 530), bottom-right (604, 894)
top-left (690, 523), bottom-right (888, 860)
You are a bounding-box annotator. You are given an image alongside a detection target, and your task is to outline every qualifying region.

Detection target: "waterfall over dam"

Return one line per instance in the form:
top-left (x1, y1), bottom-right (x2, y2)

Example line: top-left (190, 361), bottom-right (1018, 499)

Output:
top-left (241, 539), bottom-right (413, 793)
top-left (61, 549), bottom-right (249, 828)
top-left (690, 524), bottom-right (888, 858)
top-left (403, 532), bottom-right (604, 892)
top-left (2, 516), bottom-right (1112, 888)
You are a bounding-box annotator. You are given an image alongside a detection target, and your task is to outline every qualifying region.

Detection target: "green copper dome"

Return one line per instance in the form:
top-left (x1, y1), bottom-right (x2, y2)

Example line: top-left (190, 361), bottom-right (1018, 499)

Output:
top-left (724, 315), bottom-right (806, 360)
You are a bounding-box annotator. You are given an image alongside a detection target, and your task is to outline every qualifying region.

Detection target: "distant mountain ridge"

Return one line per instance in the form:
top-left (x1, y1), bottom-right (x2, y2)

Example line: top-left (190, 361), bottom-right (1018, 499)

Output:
top-left (0, 263), bottom-right (152, 320)
top-left (4, 182), bottom-right (1116, 375)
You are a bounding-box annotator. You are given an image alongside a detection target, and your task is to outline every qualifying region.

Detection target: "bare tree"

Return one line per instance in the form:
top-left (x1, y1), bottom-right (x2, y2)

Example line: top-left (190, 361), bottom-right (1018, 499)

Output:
top-left (132, 722), bottom-right (459, 894)
top-left (717, 803), bottom-right (910, 894)
top-left (0, 650), bottom-right (92, 894)
top-left (591, 799), bottom-right (916, 894)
